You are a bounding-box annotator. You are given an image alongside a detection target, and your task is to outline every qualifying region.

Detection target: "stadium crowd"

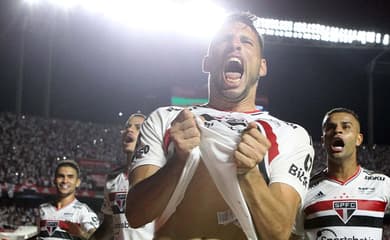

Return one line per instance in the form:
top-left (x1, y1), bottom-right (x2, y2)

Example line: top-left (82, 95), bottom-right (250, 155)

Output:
top-left (1, 112), bottom-right (390, 238)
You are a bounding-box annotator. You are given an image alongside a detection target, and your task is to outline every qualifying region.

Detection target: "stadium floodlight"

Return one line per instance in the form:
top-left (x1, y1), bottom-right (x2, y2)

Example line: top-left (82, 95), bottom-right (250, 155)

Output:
top-left (23, 0), bottom-right (389, 47)
top-left (383, 34), bottom-right (390, 45)
top-left (23, 0), bottom-right (227, 39)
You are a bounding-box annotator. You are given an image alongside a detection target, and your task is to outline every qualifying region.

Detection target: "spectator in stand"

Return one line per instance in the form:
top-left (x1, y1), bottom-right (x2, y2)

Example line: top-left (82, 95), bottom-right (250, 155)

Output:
top-left (90, 113), bottom-right (154, 240)
top-left (37, 160), bottom-right (99, 240)
top-left (291, 107), bottom-right (390, 239)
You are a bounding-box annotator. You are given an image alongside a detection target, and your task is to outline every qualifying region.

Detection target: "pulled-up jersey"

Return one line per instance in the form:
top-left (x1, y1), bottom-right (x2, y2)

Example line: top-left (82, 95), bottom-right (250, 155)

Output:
top-left (101, 172), bottom-right (154, 240)
top-left (293, 166), bottom-right (390, 239)
top-left (38, 199), bottom-right (99, 240)
top-left (132, 105), bottom-right (314, 205)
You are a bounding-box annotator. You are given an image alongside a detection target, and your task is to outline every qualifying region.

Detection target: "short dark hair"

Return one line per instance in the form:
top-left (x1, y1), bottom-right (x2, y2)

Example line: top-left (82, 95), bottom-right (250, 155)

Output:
top-left (222, 12), bottom-right (264, 54)
top-left (125, 112), bottom-right (146, 128)
top-left (322, 107), bottom-right (360, 130)
top-left (55, 159), bottom-right (81, 177)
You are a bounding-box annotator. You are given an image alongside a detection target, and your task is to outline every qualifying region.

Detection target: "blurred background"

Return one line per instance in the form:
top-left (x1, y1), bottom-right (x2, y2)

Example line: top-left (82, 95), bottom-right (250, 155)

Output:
top-left (0, 0), bottom-right (390, 238)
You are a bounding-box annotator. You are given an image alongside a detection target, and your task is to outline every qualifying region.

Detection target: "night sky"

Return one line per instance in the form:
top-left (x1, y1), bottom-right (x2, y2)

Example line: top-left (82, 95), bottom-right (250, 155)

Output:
top-left (0, 0), bottom-right (389, 144)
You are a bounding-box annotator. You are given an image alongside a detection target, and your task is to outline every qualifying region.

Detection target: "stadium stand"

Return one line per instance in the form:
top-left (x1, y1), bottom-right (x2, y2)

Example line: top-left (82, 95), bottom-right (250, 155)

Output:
top-left (1, 112), bottom-right (390, 239)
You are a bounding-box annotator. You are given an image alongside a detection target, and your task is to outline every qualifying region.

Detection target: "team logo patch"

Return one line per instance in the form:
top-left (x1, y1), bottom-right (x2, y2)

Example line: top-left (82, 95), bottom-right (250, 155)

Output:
top-left (115, 193), bottom-right (127, 212)
top-left (333, 201), bottom-right (357, 223)
top-left (46, 221), bottom-right (59, 236)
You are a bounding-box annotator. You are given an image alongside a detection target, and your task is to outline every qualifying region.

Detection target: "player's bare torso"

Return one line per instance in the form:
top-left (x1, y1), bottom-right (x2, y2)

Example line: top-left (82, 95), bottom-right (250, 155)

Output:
top-left (155, 161), bottom-right (247, 240)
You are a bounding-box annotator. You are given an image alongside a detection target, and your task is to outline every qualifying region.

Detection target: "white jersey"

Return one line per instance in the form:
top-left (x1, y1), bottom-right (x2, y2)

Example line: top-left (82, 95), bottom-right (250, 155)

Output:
top-left (293, 166), bottom-right (390, 239)
top-left (101, 172), bottom-right (154, 240)
top-left (132, 106), bottom-right (314, 209)
top-left (38, 199), bottom-right (99, 240)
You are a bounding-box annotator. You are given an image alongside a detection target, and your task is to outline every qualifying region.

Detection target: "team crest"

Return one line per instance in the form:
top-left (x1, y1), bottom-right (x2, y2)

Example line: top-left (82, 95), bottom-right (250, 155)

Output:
top-left (115, 193), bottom-right (127, 212)
top-left (333, 201), bottom-right (357, 223)
top-left (46, 221), bottom-right (59, 236)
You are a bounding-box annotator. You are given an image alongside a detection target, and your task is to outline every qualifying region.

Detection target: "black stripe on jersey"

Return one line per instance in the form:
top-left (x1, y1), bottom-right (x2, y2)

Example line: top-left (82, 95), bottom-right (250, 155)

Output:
top-left (309, 168), bottom-right (328, 188)
top-left (304, 215), bottom-right (384, 229)
top-left (40, 231), bottom-right (82, 240)
top-left (112, 206), bottom-right (125, 214)
top-left (257, 160), bottom-right (269, 184)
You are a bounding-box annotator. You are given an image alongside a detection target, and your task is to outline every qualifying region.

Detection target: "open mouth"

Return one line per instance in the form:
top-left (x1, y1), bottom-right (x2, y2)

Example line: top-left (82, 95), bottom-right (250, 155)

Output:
top-left (224, 57), bottom-right (243, 81)
top-left (124, 134), bottom-right (135, 143)
top-left (331, 138), bottom-right (345, 152)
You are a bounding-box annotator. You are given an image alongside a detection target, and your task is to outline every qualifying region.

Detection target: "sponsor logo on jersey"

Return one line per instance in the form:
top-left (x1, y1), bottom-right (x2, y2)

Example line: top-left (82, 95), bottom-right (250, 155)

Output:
top-left (46, 221), bottom-right (58, 236)
top-left (201, 114), bottom-right (248, 132)
top-left (288, 163), bottom-right (309, 187)
top-left (358, 186), bottom-right (376, 194)
top-left (304, 154), bottom-right (313, 172)
top-left (314, 191), bottom-right (325, 199)
top-left (315, 228), bottom-right (374, 240)
top-left (365, 175), bottom-right (385, 181)
top-left (115, 193), bottom-right (127, 212)
top-left (333, 201), bottom-right (357, 223)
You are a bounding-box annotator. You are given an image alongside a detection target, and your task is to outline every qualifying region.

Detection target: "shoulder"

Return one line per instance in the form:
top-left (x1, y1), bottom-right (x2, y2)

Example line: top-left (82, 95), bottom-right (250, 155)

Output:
top-left (39, 202), bottom-right (52, 209)
top-left (144, 106), bottom-right (185, 128)
top-left (106, 166), bottom-right (125, 180)
top-left (255, 113), bottom-right (313, 145)
top-left (74, 200), bottom-right (94, 212)
top-left (149, 106), bottom-right (184, 118)
top-left (309, 168), bottom-right (328, 188)
top-left (361, 167), bottom-right (390, 181)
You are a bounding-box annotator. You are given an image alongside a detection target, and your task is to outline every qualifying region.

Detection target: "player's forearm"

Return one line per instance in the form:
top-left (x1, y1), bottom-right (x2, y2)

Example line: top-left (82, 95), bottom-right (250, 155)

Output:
top-left (238, 169), bottom-right (296, 240)
top-left (126, 156), bottom-right (187, 228)
top-left (79, 228), bottom-right (96, 240)
top-left (89, 218), bottom-right (113, 240)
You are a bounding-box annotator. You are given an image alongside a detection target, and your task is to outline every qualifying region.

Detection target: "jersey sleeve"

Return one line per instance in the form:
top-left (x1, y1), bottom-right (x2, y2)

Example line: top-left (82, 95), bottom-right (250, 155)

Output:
top-left (385, 175), bottom-right (390, 212)
top-left (130, 107), bottom-right (181, 171)
top-left (267, 124), bottom-right (315, 203)
top-left (80, 205), bottom-right (100, 231)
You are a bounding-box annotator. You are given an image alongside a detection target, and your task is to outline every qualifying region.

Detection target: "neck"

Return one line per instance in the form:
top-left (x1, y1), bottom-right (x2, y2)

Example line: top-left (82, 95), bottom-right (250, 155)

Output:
top-left (125, 151), bottom-right (134, 169)
top-left (207, 94), bottom-right (257, 112)
top-left (56, 194), bottom-right (76, 209)
top-left (327, 157), bottom-right (359, 182)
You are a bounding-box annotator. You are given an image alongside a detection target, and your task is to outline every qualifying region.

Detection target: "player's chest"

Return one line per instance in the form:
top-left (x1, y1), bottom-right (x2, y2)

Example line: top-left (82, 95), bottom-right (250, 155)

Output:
top-left (42, 207), bottom-right (80, 221)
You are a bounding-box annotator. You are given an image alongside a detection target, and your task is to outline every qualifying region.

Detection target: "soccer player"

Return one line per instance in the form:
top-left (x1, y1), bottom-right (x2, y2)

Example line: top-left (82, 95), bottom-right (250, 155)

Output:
top-left (38, 159), bottom-right (99, 240)
top-left (291, 107), bottom-right (390, 239)
top-left (90, 113), bottom-right (154, 240)
top-left (126, 12), bottom-right (314, 239)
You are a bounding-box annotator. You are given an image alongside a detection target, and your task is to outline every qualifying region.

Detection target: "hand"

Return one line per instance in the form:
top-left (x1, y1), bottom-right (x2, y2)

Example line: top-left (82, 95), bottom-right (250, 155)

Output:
top-left (234, 122), bottom-right (271, 175)
top-left (170, 109), bottom-right (201, 161)
top-left (64, 221), bottom-right (84, 237)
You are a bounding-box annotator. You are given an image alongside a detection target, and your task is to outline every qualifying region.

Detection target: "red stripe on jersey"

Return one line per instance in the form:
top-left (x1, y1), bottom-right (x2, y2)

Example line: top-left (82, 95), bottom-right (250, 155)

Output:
top-left (40, 220), bottom-right (80, 229)
top-left (163, 129), bottom-right (171, 154)
top-left (256, 120), bottom-right (279, 163)
top-left (305, 199), bottom-right (387, 215)
top-left (327, 166), bottom-right (361, 185)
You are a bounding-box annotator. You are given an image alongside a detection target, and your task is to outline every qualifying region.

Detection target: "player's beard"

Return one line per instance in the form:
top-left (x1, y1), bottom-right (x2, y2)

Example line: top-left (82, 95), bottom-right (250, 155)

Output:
top-left (210, 74), bottom-right (258, 103)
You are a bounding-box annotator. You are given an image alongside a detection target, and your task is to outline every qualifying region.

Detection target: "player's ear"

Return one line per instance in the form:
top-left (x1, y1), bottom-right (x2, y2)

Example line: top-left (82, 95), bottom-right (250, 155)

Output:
top-left (259, 58), bottom-right (267, 77)
top-left (356, 133), bottom-right (363, 147)
top-left (76, 178), bottom-right (81, 188)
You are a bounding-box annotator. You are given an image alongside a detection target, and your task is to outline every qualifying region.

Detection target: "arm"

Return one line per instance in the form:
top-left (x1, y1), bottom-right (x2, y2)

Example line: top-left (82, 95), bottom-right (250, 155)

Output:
top-left (126, 109), bottom-right (201, 228)
top-left (89, 214), bottom-right (114, 240)
top-left (235, 122), bottom-right (309, 239)
top-left (289, 233), bottom-right (304, 240)
top-left (239, 170), bottom-right (301, 239)
top-left (65, 221), bottom-right (96, 240)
